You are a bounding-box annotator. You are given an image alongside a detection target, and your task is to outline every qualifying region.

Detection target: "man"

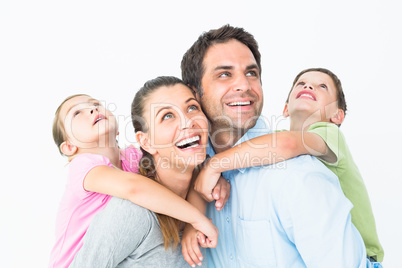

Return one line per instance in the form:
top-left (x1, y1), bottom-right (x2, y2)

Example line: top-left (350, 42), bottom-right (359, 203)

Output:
top-left (181, 24), bottom-right (367, 267)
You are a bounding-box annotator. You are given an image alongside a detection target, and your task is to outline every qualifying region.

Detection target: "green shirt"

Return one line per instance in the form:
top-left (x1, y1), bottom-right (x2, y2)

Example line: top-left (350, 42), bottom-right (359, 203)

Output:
top-left (308, 122), bottom-right (384, 262)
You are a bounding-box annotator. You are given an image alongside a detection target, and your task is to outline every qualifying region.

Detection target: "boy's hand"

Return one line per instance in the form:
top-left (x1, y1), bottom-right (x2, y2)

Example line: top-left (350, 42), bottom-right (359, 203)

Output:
top-left (194, 161), bottom-right (221, 202)
top-left (212, 176), bottom-right (230, 211)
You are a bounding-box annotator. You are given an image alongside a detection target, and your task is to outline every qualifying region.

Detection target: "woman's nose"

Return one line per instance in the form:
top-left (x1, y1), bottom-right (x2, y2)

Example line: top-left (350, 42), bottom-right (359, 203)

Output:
top-left (180, 117), bottom-right (195, 130)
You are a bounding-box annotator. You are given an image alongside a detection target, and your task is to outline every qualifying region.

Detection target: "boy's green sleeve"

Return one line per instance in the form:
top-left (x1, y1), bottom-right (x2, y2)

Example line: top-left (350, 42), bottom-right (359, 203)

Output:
top-left (308, 122), bottom-right (343, 167)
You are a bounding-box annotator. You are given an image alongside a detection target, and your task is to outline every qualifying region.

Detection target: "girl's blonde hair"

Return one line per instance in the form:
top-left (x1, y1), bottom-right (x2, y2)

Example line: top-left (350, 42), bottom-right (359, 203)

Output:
top-left (52, 94), bottom-right (90, 155)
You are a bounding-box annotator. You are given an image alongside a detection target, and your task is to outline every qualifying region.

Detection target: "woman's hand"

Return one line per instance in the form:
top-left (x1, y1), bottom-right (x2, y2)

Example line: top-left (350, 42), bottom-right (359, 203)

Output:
top-left (181, 223), bottom-right (210, 267)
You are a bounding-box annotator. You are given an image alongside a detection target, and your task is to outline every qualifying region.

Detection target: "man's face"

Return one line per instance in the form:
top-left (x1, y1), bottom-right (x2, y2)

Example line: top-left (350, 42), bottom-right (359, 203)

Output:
top-left (200, 39), bottom-right (263, 133)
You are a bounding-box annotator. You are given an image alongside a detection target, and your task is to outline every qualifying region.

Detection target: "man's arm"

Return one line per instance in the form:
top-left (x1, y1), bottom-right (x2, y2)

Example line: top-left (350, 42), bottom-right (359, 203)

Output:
top-left (70, 198), bottom-right (152, 268)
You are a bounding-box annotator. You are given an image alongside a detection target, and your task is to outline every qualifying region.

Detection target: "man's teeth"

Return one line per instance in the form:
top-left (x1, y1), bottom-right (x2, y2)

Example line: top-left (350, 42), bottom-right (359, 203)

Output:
top-left (176, 136), bottom-right (200, 148)
top-left (228, 101), bottom-right (251, 106)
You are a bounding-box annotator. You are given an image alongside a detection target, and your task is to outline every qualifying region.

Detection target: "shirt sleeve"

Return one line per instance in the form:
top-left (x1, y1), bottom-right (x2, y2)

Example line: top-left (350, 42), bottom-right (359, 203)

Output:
top-left (281, 163), bottom-right (367, 267)
top-left (70, 197), bottom-right (153, 268)
top-left (68, 153), bottom-right (112, 199)
top-left (308, 122), bottom-right (343, 167)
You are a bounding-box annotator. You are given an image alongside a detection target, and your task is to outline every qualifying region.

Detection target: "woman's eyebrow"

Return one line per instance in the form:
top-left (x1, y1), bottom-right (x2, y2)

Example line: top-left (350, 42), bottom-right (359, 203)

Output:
top-left (155, 106), bottom-right (172, 117)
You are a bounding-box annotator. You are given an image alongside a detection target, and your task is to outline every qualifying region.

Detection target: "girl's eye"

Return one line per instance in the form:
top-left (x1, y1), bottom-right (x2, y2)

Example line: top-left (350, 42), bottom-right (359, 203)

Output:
top-left (162, 113), bottom-right (174, 120)
top-left (188, 105), bottom-right (199, 112)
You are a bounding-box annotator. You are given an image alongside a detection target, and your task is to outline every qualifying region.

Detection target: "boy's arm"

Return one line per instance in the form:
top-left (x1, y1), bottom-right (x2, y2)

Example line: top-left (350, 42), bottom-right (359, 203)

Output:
top-left (84, 166), bottom-right (217, 245)
top-left (195, 131), bottom-right (335, 199)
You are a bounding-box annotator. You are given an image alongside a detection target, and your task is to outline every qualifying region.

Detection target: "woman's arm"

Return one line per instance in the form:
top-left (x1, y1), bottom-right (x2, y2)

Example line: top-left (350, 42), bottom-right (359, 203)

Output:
top-left (195, 131), bottom-right (334, 200)
top-left (84, 166), bottom-right (218, 244)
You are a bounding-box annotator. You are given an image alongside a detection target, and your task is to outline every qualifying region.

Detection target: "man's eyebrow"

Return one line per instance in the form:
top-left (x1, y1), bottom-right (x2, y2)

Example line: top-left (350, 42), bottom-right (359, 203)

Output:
top-left (212, 64), bottom-right (259, 72)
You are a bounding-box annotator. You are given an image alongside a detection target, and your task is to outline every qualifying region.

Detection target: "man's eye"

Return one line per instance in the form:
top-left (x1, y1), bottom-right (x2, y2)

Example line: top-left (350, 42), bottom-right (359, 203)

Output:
top-left (162, 113), bottom-right (174, 120)
top-left (246, 70), bottom-right (257, 77)
top-left (188, 105), bottom-right (199, 112)
top-left (219, 72), bottom-right (230, 78)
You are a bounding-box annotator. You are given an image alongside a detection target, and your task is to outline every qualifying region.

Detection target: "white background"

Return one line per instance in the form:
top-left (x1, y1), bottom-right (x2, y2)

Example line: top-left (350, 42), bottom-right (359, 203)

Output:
top-left (1, 0), bottom-right (401, 267)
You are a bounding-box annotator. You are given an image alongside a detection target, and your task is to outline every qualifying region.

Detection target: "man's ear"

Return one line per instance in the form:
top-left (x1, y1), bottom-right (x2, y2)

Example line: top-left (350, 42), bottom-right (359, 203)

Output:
top-left (330, 109), bottom-right (345, 125)
top-left (283, 103), bottom-right (290, 118)
top-left (136, 131), bottom-right (157, 155)
top-left (60, 141), bottom-right (78, 156)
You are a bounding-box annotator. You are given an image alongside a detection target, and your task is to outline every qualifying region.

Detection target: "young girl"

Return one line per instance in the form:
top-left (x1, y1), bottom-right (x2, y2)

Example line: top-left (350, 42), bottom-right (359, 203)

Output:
top-left (188, 68), bottom-right (383, 266)
top-left (49, 93), bottom-right (218, 268)
top-left (69, 76), bottom-right (223, 267)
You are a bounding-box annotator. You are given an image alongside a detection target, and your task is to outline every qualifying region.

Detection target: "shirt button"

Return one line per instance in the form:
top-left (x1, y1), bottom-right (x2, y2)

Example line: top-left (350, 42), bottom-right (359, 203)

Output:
top-left (230, 255), bottom-right (233, 260)
top-left (226, 179), bottom-right (230, 183)
top-left (226, 217), bottom-right (230, 222)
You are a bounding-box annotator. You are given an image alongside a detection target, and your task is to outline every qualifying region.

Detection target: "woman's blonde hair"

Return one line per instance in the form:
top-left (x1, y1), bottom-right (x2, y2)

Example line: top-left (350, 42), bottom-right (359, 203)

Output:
top-left (52, 94), bottom-right (90, 155)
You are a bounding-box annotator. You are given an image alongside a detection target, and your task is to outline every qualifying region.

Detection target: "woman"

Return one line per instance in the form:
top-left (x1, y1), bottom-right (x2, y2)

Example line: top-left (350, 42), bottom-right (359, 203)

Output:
top-left (70, 76), bottom-right (223, 267)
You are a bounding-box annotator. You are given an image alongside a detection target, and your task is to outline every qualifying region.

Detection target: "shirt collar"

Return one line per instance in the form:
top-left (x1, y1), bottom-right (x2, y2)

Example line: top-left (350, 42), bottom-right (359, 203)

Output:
top-left (207, 116), bottom-right (272, 173)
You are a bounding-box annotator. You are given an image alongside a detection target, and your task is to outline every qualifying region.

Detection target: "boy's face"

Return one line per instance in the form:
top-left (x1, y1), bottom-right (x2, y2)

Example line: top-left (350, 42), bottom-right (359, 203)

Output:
top-left (284, 71), bottom-right (343, 124)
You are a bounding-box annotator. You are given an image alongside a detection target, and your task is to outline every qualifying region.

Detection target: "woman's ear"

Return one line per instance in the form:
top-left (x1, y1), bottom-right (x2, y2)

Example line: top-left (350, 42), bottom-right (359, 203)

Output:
top-left (283, 103), bottom-right (290, 118)
top-left (60, 141), bottom-right (78, 156)
top-left (136, 131), bottom-right (157, 155)
top-left (330, 109), bottom-right (345, 125)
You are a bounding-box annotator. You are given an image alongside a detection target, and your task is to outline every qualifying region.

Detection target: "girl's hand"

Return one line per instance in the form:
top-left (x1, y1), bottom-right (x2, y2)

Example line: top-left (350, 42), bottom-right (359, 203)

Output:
top-left (182, 224), bottom-right (205, 267)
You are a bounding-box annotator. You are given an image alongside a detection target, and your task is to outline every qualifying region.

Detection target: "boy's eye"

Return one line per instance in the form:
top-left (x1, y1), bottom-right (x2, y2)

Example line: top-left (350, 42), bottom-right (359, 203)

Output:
top-left (162, 113), bottom-right (174, 120)
top-left (188, 105), bottom-right (199, 112)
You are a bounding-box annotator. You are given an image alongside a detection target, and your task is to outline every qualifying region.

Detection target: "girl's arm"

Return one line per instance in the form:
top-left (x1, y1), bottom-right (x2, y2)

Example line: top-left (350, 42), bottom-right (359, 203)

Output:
top-left (195, 131), bottom-right (336, 200)
top-left (84, 166), bottom-right (218, 246)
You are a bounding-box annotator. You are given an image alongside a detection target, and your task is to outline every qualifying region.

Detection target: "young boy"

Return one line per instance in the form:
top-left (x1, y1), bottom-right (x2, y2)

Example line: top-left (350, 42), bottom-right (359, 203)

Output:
top-left (194, 67), bottom-right (384, 263)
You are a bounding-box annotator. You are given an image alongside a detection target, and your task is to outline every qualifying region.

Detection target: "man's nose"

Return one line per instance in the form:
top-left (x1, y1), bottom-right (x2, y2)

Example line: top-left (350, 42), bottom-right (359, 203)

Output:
top-left (233, 75), bottom-right (251, 92)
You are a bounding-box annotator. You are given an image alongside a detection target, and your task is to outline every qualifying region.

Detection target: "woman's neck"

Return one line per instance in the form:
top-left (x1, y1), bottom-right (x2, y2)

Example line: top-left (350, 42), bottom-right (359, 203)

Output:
top-left (154, 164), bottom-right (194, 199)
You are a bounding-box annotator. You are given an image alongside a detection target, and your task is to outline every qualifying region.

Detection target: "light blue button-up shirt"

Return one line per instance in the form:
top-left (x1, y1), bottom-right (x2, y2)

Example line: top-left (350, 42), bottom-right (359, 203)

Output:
top-left (206, 117), bottom-right (367, 268)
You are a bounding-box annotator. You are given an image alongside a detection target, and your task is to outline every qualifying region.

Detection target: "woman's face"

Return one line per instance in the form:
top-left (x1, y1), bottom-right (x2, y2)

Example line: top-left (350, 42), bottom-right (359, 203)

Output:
top-left (140, 84), bottom-right (209, 171)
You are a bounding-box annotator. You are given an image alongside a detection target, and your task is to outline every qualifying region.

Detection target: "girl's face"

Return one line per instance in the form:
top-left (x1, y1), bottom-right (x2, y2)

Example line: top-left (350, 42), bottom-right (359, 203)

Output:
top-left (60, 95), bottom-right (118, 149)
top-left (139, 84), bottom-right (209, 171)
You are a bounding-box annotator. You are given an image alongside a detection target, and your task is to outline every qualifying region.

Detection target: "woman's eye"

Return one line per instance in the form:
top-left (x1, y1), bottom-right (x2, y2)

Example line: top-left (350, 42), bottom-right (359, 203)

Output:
top-left (73, 110), bottom-right (80, 117)
top-left (320, 84), bottom-right (328, 89)
top-left (162, 113), bottom-right (174, 120)
top-left (297, 82), bottom-right (305, 86)
top-left (188, 105), bottom-right (199, 112)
